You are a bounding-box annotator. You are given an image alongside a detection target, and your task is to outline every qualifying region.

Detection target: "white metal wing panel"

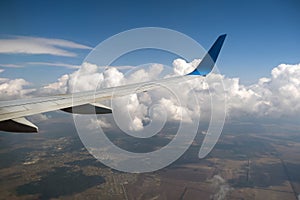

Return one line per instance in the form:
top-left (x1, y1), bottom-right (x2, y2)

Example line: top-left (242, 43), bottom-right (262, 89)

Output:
top-left (0, 75), bottom-right (198, 122)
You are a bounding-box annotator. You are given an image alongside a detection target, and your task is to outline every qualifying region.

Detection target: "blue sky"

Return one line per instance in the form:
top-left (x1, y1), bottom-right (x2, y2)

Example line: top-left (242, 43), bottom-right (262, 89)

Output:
top-left (0, 0), bottom-right (299, 85)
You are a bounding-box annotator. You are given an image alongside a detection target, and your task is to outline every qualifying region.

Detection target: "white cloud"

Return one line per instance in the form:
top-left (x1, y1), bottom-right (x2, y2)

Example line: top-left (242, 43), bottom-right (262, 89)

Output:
top-left (0, 69), bottom-right (36, 100)
top-left (158, 97), bottom-right (193, 123)
top-left (101, 67), bottom-right (125, 88)
top-left (2, 58), bottom-right (300, 130)
top-left (41, 62), bottom-right (104, 94)
top-left (225, 63), bottom-right (300, 118)
top-left (40, 62), bottom-right (125, 95)
top-left (0, 36), bottom-right (91, 57)
top-left (88, 117), bottom-right (112, 129)
top-left (0, 63), bottom-right (23, 68)
top-left (0, 78), bottom-right (35, 100)
top-left (40, 61), bottom-right (300, 130)
top-left (1, 62), bottom-right (135, 70)
top-left (172, 58), bottom-right (200, 75)
top-left (40, 62), bottom-right (207, 131)
top-left (41, 74), bottom-right (70, 94)
top-left (26, 62), bottom-right (80, 69)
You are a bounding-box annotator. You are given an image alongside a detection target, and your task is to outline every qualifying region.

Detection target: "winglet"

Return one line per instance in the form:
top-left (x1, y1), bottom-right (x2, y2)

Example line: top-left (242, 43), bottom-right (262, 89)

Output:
top-left (188, 34), bottom-right (226, 76)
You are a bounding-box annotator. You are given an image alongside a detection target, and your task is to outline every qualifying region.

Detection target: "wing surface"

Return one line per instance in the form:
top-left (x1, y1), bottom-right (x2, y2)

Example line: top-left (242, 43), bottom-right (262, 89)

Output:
top-left (0, 34), bottom-right (226, 132)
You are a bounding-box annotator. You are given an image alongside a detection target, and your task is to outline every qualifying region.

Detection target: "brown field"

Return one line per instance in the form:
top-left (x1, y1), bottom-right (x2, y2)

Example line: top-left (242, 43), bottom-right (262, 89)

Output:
top-left (1, 124), bottom-right (300, 199)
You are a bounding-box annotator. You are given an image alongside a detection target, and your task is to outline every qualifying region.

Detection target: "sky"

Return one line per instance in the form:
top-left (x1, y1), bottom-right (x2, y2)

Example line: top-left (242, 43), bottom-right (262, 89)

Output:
top-left (0, 0), bottom-right (300, 133)
top-left (0, 0), bottom-right (299, 85)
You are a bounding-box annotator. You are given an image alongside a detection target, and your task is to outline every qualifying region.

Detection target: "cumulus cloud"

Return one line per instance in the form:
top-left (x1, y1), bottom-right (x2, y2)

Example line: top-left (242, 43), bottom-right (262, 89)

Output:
top-left (0, 70), bottom-right (35, 100)
top-left (40, 62), bottom-right (180, 131)
top-left (0, 36), bottom-right (91, 57)
top-left (224, 63), bottom-right (300, 118)
top-left (41, 62), bottom-right (104, 94)
top-left (0, 78), bottom-right (35, 100)
top-left (2, 58), bottom-right (300, 131)
top-left (172, 58), bottom-right (200, 75)
top-left (41, 74), bottom-right (70, 94)
top-left (88, 117), bottom-right (112, 129)
top-left (39, 60), bottom-right (300, 131)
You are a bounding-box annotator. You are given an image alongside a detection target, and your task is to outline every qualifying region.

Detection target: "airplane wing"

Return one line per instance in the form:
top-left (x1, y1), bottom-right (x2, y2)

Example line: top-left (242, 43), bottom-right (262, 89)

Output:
top-left (0, 34), bottom-right (226, 133)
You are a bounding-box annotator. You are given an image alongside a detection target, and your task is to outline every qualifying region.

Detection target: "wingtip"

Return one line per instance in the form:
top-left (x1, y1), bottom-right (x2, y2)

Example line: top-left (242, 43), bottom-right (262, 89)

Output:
top-left (187, 34), bottom-right (227, 76)
top-left (217, 34), bottom-right (227, 43)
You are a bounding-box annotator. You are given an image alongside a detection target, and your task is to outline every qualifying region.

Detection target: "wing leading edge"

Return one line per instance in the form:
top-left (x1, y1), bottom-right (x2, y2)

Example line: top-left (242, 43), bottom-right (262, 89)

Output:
top-left (0, 34), bottom-right (226, 132)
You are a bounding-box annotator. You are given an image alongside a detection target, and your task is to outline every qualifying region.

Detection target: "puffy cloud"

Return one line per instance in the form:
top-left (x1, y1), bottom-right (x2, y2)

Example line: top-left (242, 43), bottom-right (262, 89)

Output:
top-left (88, 117), bottom-right (112, 129)
top-left (42, 63), bottom-right (181, 131)
top-left (172, 58), bottom-right (200, 75)
top-left (158, 97), bottom-right (193, 123)
top-left (40, 60), bottom-right (300, 131)
top-left (101, 67), bottom-right (124, 88)
top-left (41, 62), bottom-right (104, 94)
top-left (0, 70), bottom-right (35, 100)
top-left (225, 63), bottom-right (300, 118)
top-left (41, 74), bottom-right (70, 94)
top-left (0, 36), bottom-right (91, 57)
top-left (3, 58), bottom-right (300, 130)
top-left (126, 63), bottom-right (164, 84)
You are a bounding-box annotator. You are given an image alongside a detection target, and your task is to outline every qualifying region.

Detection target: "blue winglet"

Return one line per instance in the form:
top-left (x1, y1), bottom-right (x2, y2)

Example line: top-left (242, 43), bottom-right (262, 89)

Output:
top-left (188, 34), bottom-right (226, 76)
